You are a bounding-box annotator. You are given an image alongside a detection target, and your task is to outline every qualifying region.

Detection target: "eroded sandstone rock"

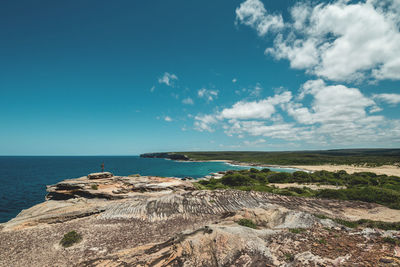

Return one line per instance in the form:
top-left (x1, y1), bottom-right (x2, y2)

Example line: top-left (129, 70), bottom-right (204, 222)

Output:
top-left (87, 172), bottom-right (114, 179)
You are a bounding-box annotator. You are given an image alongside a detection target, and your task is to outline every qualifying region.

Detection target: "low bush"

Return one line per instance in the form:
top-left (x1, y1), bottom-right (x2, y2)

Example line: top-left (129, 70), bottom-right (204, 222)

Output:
top-left (383, 237), bottom-right (400, 245)
top-left (60, 231), bottom-right (82, 247)
top-left (237, 219), bottom-right (257, 229)
top-left (289, 228), bottom-right (306, 234)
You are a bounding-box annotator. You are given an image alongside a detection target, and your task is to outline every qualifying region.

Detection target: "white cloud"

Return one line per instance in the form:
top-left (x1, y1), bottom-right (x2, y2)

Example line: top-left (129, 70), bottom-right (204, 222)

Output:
top-left (287, 79), bottom-right (377, 125)
top-left (194, 79), bottom-right (400, 146)
top-left (243, 138), bottom-right (266, 146)
top-left (182, 97), bottom-right (194, 105)
top-left (237, 0), bottom-right (400, 82)
top-left (164, 116), bottom-right (173, 122)
top-left (220, 91), bottom-right (292, 120)
top-left (150, 86), bottom-right (155, 92)
top-left (158, 72), bottom-right (178, 87)
top-left (194, 114), bottom-right (218, 132)
top-left (249, 84), bottom-right (262, 97)
top-left (373, 93), bottom-right (400, 105)
top-left (232, 78), bottom-right (237, 83)
top-left (235, 0), bottom-right (284, 36)
top-left (198, 88), bottom-right (219, 101)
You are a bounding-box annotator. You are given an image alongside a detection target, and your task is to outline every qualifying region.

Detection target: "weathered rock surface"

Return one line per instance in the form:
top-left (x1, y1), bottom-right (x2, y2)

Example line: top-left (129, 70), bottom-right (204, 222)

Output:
top-left (87, 172), bottom-right (114, 179)
top-left (1, 174), bottom-right (400, 266)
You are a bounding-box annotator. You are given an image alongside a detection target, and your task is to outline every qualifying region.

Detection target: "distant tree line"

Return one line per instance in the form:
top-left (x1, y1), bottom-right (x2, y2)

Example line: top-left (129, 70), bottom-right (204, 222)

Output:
top-left (178, 149), bottom-right (400, 166)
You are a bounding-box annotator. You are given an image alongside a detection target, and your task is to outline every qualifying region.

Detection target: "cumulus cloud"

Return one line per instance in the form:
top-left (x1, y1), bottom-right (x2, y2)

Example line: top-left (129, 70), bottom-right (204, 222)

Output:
top-left (287, 79), bottom-right (378, 125)
top-left (235, 0), bottom-right (284, 36)
top-left (158, 72), bottom-right (178, 87)
top-left (198, 88), bottom-right (219, 101)
top-left (372, 93), bottom-right (400, 105)
top-left (193, 91), bottom-right (292, 132)
top-left (237, 0), bottom-right (400, 82)
top-left (164, 116), bottom-right (173, 122)
top-left (232, 78), bottom-right (237, 83)
top-left (182, 97), bottom-right (194, 105)
top-left (220, 91), bottom-right (292, 120)
top-left (194, 114), bottom-right (218, 132)
top-left (194, 80), bottom-right (400, 146)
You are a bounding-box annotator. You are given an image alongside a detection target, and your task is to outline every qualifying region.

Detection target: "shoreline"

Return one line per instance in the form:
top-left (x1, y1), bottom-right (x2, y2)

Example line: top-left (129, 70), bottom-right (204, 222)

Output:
top-left (176, 159), bottom-right (306, 172)
top-left (177, 158), bottom-right (400, 177)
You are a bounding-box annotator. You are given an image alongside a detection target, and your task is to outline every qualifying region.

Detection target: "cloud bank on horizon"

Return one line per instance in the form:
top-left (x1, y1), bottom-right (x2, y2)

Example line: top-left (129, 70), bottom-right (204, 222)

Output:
top-left (190, 0), bottom-right (400, 148)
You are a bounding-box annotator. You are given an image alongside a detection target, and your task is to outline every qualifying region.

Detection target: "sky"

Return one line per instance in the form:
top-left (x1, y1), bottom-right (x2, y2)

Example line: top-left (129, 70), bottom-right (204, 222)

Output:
top-left (1, 0), bottom-right (400, 155)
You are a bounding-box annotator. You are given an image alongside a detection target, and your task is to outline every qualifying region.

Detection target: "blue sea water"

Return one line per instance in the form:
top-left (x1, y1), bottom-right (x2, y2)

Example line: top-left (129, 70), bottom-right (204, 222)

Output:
top-left (0, 156), bottom-right (296, 223)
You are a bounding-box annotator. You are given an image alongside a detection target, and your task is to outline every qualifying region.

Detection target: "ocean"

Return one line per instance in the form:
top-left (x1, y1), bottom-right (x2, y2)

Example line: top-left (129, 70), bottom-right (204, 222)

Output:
top-left (0, 156), bottom-right (297, 223)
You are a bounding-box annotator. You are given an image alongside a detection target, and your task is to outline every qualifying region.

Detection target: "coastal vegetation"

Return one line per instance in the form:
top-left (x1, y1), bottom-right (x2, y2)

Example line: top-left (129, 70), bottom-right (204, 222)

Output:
top-left (194, 168), bottom-right (400, 210)
top-left (60, 231), bottom-right (82, 247)
top-left (237, 218), bottom-right (257, 229)
top-left (173, 149), bottom-right (400, 166)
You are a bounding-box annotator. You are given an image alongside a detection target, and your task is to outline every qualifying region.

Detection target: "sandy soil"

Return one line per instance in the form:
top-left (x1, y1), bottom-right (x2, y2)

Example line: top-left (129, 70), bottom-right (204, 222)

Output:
top-left (292, 165), bottom-right (400, 176)
top-left (269, 183), bottom-right (346, 190)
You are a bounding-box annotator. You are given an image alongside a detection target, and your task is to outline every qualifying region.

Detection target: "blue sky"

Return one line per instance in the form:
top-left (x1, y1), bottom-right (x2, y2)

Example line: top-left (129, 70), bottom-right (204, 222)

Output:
top-left (1, 0), bottom-right (400, 155)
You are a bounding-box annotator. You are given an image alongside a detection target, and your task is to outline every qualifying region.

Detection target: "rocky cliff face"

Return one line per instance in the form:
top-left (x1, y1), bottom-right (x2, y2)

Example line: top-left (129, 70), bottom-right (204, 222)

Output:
top-left (1, 174), bottom-right (400, 266)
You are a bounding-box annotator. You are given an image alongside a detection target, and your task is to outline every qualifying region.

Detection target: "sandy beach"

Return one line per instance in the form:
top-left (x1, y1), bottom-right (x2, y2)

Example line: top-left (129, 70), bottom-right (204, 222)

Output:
top-left (293, 165), bottom-right (400, 177)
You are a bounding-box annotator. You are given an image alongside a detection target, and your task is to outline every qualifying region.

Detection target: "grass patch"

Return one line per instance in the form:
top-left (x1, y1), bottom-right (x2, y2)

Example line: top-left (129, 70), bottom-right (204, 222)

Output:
top-left (60, 231), bottom-right (82, 247)
top-left (90, 184), bottom-right (98, 190)
top-left (313, 214), bottom-right (400, 231)
top-left (314, 214), bottom-right (328, 220)
top-left (332, 218), bottom-right (358, 228)
top-left (289, 228), bottom-right (306, 234)
top-left (237, 219), bottom-right (257, 229)
top-left (284, 253), bottom-right (295, 262)
top-left (383, 237), bottom-right (400, 245)
top-left (318, 238), bottom-right (327, 245)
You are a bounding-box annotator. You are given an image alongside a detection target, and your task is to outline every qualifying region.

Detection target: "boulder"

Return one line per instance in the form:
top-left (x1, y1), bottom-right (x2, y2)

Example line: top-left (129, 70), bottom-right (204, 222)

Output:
top-left (87, 172), bottom-right (113, 179)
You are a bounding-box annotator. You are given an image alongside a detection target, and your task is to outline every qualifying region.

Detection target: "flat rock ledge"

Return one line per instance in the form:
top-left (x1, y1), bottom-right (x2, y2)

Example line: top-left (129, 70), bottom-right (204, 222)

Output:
top-left (87, 172), bottom-right (114, 179)
top-left (1, 174), bottom-right (400, 266)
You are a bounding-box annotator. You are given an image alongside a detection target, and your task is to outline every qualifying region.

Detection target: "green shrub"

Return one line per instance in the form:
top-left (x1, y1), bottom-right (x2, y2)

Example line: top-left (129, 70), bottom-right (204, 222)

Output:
top-left (314, 214), bottom-right (328, 220)
top-left (91, 184), bottom-right (98, 190)
top-left (60, 231), bottom-right (82, 247)
top-left (289, 228), bottom-right (306, 234)
top-left (268, 172), bottom-right (292, 183)
top-left (221, 174), bottom-right (252, 186)
top-left (383, 237), bottom-right (400, 245)
top-left (333, 218), bottom-right (358, 228)
top-left (250, 168), bottom-right (259, 173)
top-left (285, 253), bottom-right (295, 262)
top-left (315, 189), bottom-right (348, 200)
top-left (292, 171), bottom-right (310, 183)
top-left (237, 219), bottom-right (257, 229)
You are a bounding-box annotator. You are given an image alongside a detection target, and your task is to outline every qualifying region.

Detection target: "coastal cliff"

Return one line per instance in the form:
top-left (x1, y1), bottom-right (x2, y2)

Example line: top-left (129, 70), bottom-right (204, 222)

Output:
top-left (140, 152), bottom-right (189, 161)
top-left (1, 173), bottom-right (400, 266)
